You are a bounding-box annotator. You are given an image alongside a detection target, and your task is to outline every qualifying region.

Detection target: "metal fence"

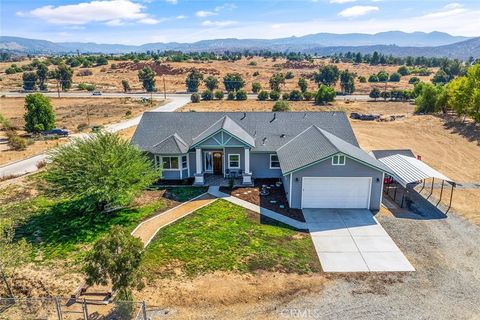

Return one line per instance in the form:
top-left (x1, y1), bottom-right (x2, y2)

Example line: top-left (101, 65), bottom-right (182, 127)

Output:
top-left (0, 297), bottom-right (161, 320)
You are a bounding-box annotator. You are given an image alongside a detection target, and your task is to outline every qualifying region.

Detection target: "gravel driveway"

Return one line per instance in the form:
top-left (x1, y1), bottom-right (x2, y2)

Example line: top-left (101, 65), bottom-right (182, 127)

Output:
top-left (278, 202), bottom-right (480, 319)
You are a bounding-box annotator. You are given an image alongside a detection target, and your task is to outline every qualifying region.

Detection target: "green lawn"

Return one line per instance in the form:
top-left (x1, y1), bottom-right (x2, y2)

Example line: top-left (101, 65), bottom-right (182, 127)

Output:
top-left (142, 199), bottom-right (321, 276)
top-left (1, 186), bottom-right (207, 263)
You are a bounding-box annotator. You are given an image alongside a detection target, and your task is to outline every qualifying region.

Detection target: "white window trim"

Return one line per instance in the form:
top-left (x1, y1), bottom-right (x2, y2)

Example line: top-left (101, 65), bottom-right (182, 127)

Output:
top-left (269, 154), bottom-right (281, 169)
top-left (160, 156), bottom-right (180, 171)
top-left (332, 155), bottom-right (346, 166)
top-left (228, 153), bottom-right (240, 169)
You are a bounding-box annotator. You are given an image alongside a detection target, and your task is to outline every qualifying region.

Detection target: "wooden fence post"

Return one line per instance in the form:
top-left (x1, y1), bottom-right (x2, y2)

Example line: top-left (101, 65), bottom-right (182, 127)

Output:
top-left (142, 301), bottom-right (148, 320)
top-left (54, 297), bottom-right (63, 320)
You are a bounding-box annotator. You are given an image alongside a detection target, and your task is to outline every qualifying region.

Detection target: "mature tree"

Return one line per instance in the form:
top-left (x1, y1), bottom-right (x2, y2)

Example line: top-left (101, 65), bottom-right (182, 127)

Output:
top-left (43, 132), bottom-right (159, 212)
top-left (257, 90), bottom-right (269, 101)
top-left (121, 79), bottom-right (131, 93)
top-left (369, 88), bottom-right (381, 101)
top-left (56, 63), bottom-right (73, 91)
top-left (138, 66), bottom-right (156, 92)
top-left (432, 70), bottom-right (449, 85)
top-left (223, 73), bottom-right (245, 92)
top-left (447, 63), bottom-right (480, 122)
top-left (368, 74), bottom-right (379, 82)
top-left (389, 72), bottom-right (401, 82)
top-left (298, 77), bottom-right (308, 93)
top-left (339, 70), bottom-right (355, 94)
top-left (84, 226), bottom-right (144, 299)
top-left (272, 100), bottom-right (290, 112)
top-left (355, 52), bottom-right (362, 64)
top-left (269, 73), bottom-right (285, 92)
top-left (380, 91), bottom-right (391, 101)
top-left (371, 51), bottom-right (380, 65)
top-left (24, 93), bottom-right (55, 133)
top-left (314, 65), bottom-right (339, 87)
top-left (251, 82), bottom-right (262, 93)
top-left (415, 83), bottom-right (444, 113)
top-left (288, 90), bottom-right (303, 101)
top-left (214, 90), bottom-right (224, 100)
top-left (269, 90), bottom-right (280, 101)
top-left (314, 85), bottom-right (336, 105)
top-left (397, 65), bottom-right (410, 76)
top-left (409, 76), bottom-right (420, 85)
top-left (96, 56), bottom-right (108, 66)
top-left (377, 71), bottom-right (389, 82)
top-left (22, 72), bottom-right (38, 91)
top-left (204, 75), bottom-right (218, 91)
top-left (36, 62), bottom-right (49, 91)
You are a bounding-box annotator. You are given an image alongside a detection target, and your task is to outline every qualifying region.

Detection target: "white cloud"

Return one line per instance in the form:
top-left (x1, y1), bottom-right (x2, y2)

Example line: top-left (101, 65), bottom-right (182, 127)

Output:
top-left (330, 0), bottom-right (356, 4)
top-left (196, 10), bottom-right (217, 18)
top-left (201, 20), bottom-right (237, 27)
top-left (176, 15), bottom-right (187, 19)
top-left (422, 2), bottom-right (466, 19)
top-left (19, 0), bottom-right (159, 25)
top-left (214, 3), bottom-right (237, 12)
top-left (339, 5), bottom-right (379, 17)
top-left (165, 0), bottom-right (178, 4)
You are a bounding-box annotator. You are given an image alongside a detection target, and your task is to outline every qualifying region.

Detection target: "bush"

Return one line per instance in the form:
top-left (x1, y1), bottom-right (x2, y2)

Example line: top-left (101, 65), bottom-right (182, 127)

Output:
top-left (252, 82), bottom-right (262, 93)
top-left (77, 69), bottom-right (93, 76)
top-left (377, 71), bottom-right (389, 82)
top-left (368, 74), bottom-right (379, 82)
top-left (288, 90), bottom-right (303, 101)
top-left (314, 85), bottom-right (336, 105)
top-left (253, 71), bottom-right (260, 77)
top-left (7, 135), bottom-right (27, 151)
top-left (224, 73), bottom-right (245, 92)
top-left (257, 90), bottom-right (269, 101)
top-left (298, 77), bottom-right (308, 93)
top-left (77, 123), bottom-right (89, 131)
top-left (369, 88), bottom-right (381, 101)
top-left (214, 90), bottom-right (224, 100)
top-left (248, 61), bottom-right (257, 66)
top-left (227, 91), bottom-right (235, 100)
top-left (285, 71), bottom-right (294, 79)
top-left (78, 83), bottom-right (96, 91)
top-left (186, 70), bottom-right (204, 92)
top-left (389, 72), bottom-right (401, 82)
top-left (409, 76), bottom-right (420, 84)
top-left (201, 89), bottom-right (213, 100)
top-left (190, 93), bottom-right (200, 103)
top-left (204, 75), bottom-right (218, 91)
top-left (380, 91), bottom-right (391, 101)
top-left (397, 65), bottom-right (410, 76)
top-left (303, 91), bottom-right (314, 101)
top-left (269, 91), bottom-right (280, 101)
top-left (358, 76), bottom-right (367, 83)
top-left (272, 100), bottom-right (290, 112)
top-left (235, 89), bottom-right (247, 100)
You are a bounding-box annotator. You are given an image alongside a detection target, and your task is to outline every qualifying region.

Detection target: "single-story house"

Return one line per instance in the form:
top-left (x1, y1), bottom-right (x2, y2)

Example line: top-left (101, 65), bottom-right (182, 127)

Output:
top-left (132, 112), bottom-right (392, 210)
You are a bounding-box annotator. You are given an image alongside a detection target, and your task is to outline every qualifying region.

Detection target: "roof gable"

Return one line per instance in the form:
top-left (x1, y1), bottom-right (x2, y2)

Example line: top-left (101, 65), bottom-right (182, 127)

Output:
top-left (151, 133), bottom-right (189, 154)
top-left (191, 116), bottom-right (255, 147)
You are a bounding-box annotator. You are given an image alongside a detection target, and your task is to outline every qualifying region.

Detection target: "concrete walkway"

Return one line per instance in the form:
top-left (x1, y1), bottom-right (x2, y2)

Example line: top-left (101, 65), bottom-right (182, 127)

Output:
top-left (207, 186), bottom-right (307, 230)
top-left (0, 97), bottom-right (189, 178)
top-left (131, 193), bottom-right (216, 246)
top-left (303, 209), bottom-right (415, 272)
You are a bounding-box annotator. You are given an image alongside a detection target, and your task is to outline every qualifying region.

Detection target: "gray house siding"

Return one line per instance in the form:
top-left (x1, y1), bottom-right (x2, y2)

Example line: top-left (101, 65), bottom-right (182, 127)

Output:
top-left (281, 174), bottom-right (291, 205)
top-left (162, 170), bottom-right (181, 180)
top-left (250, 152), bottom-right (282, 178)
top-left (289, 156), bottom-right (383, 210)
top-left (224, 147), bottom-right (245, 173)
top-left (188, 152), bottom-right (195, 177)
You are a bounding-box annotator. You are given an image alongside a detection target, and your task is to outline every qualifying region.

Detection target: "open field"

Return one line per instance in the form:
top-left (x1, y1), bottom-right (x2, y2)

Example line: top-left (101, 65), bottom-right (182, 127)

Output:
top-left (0, 57), bottom-right (434, 94)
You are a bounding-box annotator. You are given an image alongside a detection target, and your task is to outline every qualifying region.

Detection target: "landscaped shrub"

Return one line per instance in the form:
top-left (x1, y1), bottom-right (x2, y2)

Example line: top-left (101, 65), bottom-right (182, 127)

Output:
top-left (272, 100), bottom-right (290, 112)
top-left (257, 90), bottom-right (269, 101)
top-left (201, 89), bottom-right (213, 100)
top-left (269, 91), bottom-right (280, 101)
top-left (190, 93), bottom-right (200, 103)
top-left (227, 91), bottom-right (235, 100)
top-left (288, 90), bottom-right (303, 101)
top-left (214, 90), bottom-right (224, 100)
top-left (235, 89), bottom-right (247, 100)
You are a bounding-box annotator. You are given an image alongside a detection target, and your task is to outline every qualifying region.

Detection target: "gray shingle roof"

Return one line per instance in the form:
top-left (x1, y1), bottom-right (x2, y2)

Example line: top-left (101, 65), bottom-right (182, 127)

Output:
top-left (132, 112), bottom-right (358, 153)
top-left (150, 133), bottom-right (189, 154)
top-left (191, 115), bottom-right (255, 147)
top-left (276, 125), bottom-right (392, 174)
top-left (370, 149), bottom-right (416, 159)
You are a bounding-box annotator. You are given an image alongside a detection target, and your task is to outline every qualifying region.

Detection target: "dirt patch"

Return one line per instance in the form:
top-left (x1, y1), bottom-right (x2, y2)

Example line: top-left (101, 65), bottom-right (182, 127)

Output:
top-left (220, 178), bottom-right (305, 222)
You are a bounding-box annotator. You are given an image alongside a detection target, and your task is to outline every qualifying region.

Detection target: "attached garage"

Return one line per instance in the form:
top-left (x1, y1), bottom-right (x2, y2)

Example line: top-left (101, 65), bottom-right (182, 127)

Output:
top-left (301, 177), bottom-right (372, 209)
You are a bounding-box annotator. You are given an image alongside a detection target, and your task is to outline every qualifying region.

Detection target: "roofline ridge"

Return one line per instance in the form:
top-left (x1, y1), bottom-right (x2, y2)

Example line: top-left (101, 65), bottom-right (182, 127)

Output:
top-left (191, 115), bottom-right (227, 142)
top-left (276, 125), bottom-right (317, 152)
top-left (152, 133), bottom-right (176, 148)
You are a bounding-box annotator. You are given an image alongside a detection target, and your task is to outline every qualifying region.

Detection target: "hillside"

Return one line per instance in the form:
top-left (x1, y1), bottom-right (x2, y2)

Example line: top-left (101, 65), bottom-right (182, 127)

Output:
top-left (0, 32), bottom-right (476, 59)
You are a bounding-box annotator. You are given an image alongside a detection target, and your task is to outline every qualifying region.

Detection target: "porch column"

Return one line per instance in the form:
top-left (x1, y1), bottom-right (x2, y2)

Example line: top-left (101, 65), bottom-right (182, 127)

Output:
top-left (194, 148), bottom-right (204, 185)
top-left (244, 148), bottom-right (250, 173)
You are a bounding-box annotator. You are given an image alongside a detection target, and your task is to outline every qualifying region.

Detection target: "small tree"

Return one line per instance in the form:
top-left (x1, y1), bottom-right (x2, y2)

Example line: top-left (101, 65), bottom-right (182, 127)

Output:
top-left (257, 90), bottom-right (269, 101)
top-left (204, 75), bottom-right (218, 91)
top-left (223, 73), bottom-right (245, 92)
top-left (289, 90), bottom-right (303, 101)
top-left (397, 65), bottom-right (410, 76)
top-left (201, 89), bottom-right (213, 100)
top-left (358, 76), bottom-right (367, 83)
top-left (227, 91), bottom-right (235, 100)
top-left (22, 72), bottom-right (38, 91)
top-left (272, 100), bottom-right (290, 112)
top-left (432, 70), bottom-right (449, 85)
top-left (315, 85), bottom-right (336, 105)
top-left (235, 89), bottom-right (247, 100)
top-left (303, 91), bottom-right (314, 101)
top-left (43, 132), bottom-right (159, 212)
top-left (252, 82), bottom-right (262, 93)
top-left (24, 93), bottom-right (55, 133)
top-left (269, 73), bottom-right (285, 92)
top-left (340, 70), bottom-right (355, 94)
top-left (369, 88), bottom-right (381, 101)
top-left (214, 90), bottom-right (224, 100)
top-left (389, 72), bottom-right (401, 82)
top-left (409, 76), bottom-right (420, 84)
top-left (380, 91), bottom-right (391, 101)
top-left (84, 226), bottom-right (144, 299)
top-left (285, 71), bottom-right (294, 79)
top-left (190, 93), bottom-right (200, 103)
top-left (298, 77), bottom-right (308, 93)
top-left (36, 63), bottom-right (49, 91)
top-left (368, 74), bottom-right (379, 82)
top-left (121, 80), bottom-right (131, 93)
top-left (377, 71), bottom-right (389, 82)
top-left (56, 63), bottom-right (73, 91)
top-left (138, 67), bottom-right (156, 92)
top-left (269, 90), bottom-right (280, 101)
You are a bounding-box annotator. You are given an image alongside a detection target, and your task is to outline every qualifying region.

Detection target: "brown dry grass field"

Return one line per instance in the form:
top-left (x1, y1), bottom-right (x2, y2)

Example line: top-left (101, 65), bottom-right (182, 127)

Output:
top-left (0, 97), bottom-right (164, 165)
top-left (0, 57), bottom-right (434, 94)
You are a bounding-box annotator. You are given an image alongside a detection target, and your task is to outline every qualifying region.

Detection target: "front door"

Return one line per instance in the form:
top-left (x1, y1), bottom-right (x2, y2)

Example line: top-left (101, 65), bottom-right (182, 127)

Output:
top-left (213, 152), bottom-right (223, 175)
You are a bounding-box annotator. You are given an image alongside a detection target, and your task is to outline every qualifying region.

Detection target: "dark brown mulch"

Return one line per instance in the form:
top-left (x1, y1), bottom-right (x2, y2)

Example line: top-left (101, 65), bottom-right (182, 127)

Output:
top-left (220, 178), bottom-right (305, 222)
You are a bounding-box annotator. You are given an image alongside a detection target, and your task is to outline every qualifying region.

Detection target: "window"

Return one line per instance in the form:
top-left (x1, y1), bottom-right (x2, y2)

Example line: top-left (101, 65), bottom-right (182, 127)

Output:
top-left (332, 155), bottom-right (346, 166)
top-left (182, 155), bottom-right (187, 169)
top-left (162, 156), bottom-right (179, 169)
top-left (270, 154), bottom-right (280, 169)
top-left (228, 154), bottom-right (240, 169)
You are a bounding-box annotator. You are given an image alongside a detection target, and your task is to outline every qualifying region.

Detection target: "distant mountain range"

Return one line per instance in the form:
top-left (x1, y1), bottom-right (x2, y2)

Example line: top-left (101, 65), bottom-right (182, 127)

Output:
top-left (1, 31), bottom-right (478, 59)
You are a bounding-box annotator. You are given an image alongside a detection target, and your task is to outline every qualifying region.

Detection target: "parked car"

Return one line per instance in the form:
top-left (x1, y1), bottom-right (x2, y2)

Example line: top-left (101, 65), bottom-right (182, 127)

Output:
top-left (92, 91), bottom-right (102, 96)
top-left (41, 128), bottom-right (69, 136)
top-left (350, 113), bottom-right (361, 120)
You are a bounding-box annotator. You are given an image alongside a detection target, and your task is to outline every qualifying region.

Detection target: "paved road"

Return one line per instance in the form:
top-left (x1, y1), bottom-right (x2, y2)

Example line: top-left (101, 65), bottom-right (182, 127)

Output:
top-left (0, 96), bottom-right (190, 178)
top-left (0, 91), bottom-right (371, 101)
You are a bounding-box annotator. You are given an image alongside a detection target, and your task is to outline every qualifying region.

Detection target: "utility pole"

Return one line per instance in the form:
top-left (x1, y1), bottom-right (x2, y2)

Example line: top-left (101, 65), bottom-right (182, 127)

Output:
top-left (163, 76), bottom-right (167, 100)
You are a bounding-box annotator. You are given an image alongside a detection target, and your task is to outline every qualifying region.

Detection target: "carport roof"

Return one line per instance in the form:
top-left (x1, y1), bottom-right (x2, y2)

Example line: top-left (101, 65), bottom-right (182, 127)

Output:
top-left (377, 154), bottom-right (454, 187)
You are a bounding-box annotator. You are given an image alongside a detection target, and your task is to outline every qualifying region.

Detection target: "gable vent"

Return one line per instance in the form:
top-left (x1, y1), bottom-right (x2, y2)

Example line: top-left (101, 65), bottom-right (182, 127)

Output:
top-left (270, 113), bottom-right (277, 123)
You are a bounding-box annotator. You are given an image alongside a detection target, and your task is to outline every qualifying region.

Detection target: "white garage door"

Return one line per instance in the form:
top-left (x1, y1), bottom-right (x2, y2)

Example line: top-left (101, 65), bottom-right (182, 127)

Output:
top-left (302, 177), bottom-right (371, 209)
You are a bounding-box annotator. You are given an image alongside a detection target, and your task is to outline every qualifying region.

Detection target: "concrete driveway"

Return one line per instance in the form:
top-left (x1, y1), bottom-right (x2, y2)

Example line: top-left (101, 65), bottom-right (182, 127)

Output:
top-left (303, 209), bottom-right (415, 272)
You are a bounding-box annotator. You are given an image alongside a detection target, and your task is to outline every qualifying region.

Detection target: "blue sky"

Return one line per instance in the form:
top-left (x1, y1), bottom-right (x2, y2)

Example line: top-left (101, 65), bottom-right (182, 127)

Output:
top-left (1, 0), bottom-right (479, 44)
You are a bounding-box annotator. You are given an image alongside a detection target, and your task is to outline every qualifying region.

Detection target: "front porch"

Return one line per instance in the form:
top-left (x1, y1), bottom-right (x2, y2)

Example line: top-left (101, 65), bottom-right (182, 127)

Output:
top-left (203, 174), bottom-right (251, 187)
